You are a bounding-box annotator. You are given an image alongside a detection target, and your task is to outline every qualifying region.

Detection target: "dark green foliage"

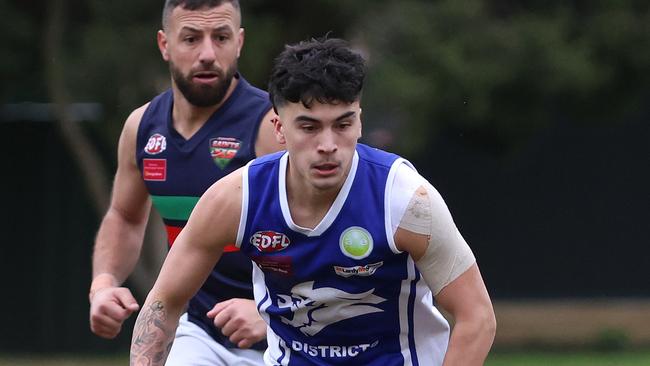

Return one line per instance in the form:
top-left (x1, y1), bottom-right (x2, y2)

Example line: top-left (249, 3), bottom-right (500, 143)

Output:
top-left (356, 0), bottom-right (650, 155)
top-left (1, 0), bottom-right (648, 155)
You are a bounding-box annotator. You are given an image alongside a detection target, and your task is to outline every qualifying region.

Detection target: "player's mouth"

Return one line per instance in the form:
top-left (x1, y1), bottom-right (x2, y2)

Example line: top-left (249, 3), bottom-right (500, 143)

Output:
top-left (192, 71), bottom-right (220, 84)
top-left (312, 162), bottom-right (339, 177)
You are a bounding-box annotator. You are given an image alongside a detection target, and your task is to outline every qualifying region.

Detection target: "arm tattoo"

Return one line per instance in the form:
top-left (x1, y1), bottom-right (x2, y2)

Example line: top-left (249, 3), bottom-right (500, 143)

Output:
top-left (130, 300), bottom-right (175, 366)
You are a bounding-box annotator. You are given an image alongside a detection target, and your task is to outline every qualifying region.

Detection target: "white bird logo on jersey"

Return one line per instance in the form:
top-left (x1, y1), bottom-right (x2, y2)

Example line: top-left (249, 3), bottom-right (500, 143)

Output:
top-left (276, 281), bottom-right (386, 336)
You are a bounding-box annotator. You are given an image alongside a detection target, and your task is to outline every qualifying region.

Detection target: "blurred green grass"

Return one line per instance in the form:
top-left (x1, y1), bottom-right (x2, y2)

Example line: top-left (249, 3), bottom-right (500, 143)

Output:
top-left (0, 355), bottom-right (126, 366)
top-left (2, 351), bottom-right (650, 365)
top-left (486, 351), bottom-right (650, 366)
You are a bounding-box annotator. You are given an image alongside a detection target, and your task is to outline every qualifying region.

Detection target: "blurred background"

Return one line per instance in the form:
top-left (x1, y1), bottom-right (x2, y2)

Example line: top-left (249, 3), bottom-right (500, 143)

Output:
top-left (1, 0), bottom-right (649, 364)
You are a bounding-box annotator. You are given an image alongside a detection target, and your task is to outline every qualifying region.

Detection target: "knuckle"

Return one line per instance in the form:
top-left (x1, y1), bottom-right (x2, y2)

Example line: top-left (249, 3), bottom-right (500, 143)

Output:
top-left (90, 313), bottom-right (103, 324)
top-left (230, 335), bottom-right (242, 344)
top-left (95, 302), bottom-right (108, 312)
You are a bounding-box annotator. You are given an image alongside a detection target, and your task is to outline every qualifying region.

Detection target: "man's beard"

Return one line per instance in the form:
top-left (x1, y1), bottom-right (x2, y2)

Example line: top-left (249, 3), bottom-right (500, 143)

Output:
top-left (170, 61), bottom-right (237, 107)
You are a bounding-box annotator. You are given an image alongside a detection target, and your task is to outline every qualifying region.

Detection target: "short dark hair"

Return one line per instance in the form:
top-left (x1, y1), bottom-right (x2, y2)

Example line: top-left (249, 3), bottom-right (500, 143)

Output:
top-left (268, 37), bottom-right (366, 110)
top-left (162, 0), bottom-right (240, 30)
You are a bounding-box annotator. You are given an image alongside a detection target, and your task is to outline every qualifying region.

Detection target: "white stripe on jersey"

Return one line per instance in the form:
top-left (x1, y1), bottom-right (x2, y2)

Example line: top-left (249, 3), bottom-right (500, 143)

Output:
top-left (236, 161), bottom-right (253, 248)
top-left (398, 256), bottom-right (417, 365)
top-left (412, 279), bottom-right (450, 365)
top-left (385, 158), bottom-right (404, 254)
top-left (263, 329), bottom-right (291, 366)
top-left (254, 265), bottom-right (292, 365)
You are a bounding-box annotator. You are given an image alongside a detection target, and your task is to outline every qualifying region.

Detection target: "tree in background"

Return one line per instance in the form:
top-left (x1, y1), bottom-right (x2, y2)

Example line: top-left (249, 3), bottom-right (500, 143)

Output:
top-left (355, 0), bottom-right (650, 156)
top-left (4, 0), bottom-right (649, 157)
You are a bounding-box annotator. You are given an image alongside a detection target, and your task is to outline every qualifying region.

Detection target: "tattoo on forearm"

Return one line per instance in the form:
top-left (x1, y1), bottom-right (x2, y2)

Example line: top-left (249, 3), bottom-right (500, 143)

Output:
top-left (130, 300), bottom-right (174, 366)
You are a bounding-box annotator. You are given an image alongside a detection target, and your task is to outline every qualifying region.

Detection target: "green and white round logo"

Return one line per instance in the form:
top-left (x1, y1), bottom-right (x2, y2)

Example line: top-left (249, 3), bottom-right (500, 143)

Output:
top-left (339, 226), bottom-right (373, 259)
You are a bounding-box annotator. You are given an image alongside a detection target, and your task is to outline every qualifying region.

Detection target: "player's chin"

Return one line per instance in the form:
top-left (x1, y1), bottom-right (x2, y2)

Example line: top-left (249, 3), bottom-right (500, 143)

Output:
top-left (310, 177), bottom-right (341, 191)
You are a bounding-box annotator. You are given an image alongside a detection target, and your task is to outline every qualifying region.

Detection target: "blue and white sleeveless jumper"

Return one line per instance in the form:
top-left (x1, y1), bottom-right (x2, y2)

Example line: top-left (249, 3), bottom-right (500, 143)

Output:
top-left (238, 144), bottom-right (450, 365)
top-left (136, 75), bottom-right (270, 350)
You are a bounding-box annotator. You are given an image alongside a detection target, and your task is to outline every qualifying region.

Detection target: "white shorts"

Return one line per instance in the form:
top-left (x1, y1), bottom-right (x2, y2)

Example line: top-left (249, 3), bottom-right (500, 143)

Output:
top-left (165, 313), bottom-right (265, 366)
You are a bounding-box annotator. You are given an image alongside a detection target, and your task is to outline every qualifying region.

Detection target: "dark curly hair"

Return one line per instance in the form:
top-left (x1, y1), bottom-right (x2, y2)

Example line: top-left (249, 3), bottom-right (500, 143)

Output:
top-left (268, 37), bottom-right (366, 111)
top-left (162, 0), bottom-right (240, 30)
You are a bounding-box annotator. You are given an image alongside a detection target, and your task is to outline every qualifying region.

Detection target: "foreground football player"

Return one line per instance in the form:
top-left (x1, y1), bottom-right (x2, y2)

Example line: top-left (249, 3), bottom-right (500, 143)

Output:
top-left (130, 37), bottom-right (496, 366)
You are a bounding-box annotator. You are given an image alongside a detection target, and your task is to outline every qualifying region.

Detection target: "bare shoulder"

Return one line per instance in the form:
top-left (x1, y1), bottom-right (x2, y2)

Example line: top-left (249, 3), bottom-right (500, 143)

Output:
top-left (195, 168), bottom-right (244, 225)
top-left (116, 102), bottom-right (151, 166)
top-left (188, 167), bottom-right (245, 244)
top-left (203, 166), bottom-right (244, 203)
top-left (201, 167), bottom-right (244, 211)
top-left (121, 102), bottom-right (151, 138)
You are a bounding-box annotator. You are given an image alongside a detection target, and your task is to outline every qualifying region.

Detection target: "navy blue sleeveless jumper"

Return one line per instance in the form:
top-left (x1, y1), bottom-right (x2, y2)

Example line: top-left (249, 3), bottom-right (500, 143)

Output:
top-left (136, 75), bottom-right (271, 349)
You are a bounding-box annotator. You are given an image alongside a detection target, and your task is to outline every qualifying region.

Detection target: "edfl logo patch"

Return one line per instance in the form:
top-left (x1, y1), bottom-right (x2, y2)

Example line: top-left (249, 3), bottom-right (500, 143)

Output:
top-left (250, 231), bottom-right (290, 252)
top-left (339, 226), bottom-right (373, 259)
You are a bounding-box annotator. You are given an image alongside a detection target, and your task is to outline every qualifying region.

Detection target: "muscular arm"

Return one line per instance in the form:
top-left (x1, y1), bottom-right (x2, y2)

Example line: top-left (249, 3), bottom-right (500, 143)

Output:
top-left (254, 108), bottom-right (285, 157)
top-left (395, 174), bottom-right (495, 365)
top-left (91, 105), bottom-right (151, 293)
top-left (436, 264), bottom-right (495, 366)
top-left (130, 168), bottom-right (244, 365)
top-left (89, 106), bottom-right (152, 339)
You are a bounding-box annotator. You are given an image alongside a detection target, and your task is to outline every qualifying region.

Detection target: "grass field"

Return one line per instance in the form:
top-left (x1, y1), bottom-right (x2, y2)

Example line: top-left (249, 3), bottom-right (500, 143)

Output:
top-left (486, 351), bottom-right (650, 366)
top-left (2, 351), bottom-right (650, 365)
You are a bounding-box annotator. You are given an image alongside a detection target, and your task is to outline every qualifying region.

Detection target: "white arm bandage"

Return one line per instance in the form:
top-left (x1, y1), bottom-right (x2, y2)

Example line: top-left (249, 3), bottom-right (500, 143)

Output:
top-left (391, 163), bottom-right (476, 295)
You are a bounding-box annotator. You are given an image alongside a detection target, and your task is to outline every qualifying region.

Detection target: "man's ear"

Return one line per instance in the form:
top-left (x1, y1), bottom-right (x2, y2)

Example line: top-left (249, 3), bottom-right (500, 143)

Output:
top-left (157, 30), bottom-right (169, 61)
top-left (357, 108), bottom-right (363, 140)
top-left (237, 28), bottom-right (245, 58)
top-left (273, 115), bottom-right (286, 144)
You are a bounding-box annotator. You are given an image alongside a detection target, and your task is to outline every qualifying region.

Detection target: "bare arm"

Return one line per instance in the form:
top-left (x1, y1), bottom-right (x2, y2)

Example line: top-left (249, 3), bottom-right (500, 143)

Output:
top-left (130, 168), bottom-right (244, 365)
top-left (436, 264), bottom-right (496, 366)
top-left (92, 105), bottom-right (151, 290)
top-left (90, 105), bottom-right (152, 338)
top-left (254, 108), bottom-right (285, 157)
top-left (396, 183), bottom-right (495, 365)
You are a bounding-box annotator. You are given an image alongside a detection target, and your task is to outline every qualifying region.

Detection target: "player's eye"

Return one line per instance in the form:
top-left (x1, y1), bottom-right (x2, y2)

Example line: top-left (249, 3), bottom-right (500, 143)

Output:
top-left (213, 32), bottom-right (231, 43)
top-left (301, 124), bottom-right (317, 132)
top-left (337, 121), bottom-right (352, 130)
